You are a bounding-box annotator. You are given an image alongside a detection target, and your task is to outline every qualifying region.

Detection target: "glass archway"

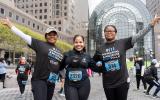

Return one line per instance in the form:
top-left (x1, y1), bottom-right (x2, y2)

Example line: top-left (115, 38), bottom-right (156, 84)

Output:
top-left (88, 0), bottom-right (152, 57)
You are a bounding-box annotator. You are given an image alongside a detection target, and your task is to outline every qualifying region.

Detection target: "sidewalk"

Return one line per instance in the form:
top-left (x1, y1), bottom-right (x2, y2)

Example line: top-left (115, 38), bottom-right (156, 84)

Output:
top-left (0, 68), bottom-right (160, 100)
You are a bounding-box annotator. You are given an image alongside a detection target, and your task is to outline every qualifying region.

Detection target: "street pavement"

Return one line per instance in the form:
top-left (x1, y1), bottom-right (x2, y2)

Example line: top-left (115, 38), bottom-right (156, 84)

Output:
top-left (0, 68), bottom-right (160, 100)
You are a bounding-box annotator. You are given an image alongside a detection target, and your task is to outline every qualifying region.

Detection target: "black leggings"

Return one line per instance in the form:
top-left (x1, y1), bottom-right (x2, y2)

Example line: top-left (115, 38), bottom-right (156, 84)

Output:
top-left (31, 80), bottom-right (55, 100)
top-left (17, 77), bottom-right (28, 94)
top-left (136, 75), bottom-right (147, 90)
top-left (64, 78), bottom-right (90, 100)
top-left (104, 82), bottom-right (129, 100)
top-left (146, 79), bottom-right (160, 95)
top-left (0, 73), bottom-right (6, 88)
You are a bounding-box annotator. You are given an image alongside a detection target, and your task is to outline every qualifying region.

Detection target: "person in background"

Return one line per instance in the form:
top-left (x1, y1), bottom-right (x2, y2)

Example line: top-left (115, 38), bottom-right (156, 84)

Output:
top-left (133, 57), bottom-right (147, 92)
top-left (87, 68), bottom-right (93, 77)
top-left (16, 57), bottom-right (31, 96)
top-left (143, 59), bottom-right (160, 98)
top-left (0, 58), bottom-right (7, 88)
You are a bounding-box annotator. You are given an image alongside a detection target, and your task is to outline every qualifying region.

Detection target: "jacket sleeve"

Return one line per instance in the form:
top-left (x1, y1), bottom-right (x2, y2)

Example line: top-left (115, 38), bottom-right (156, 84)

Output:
top-left (88, 58), bottom-right (103, 73)
top-left (152, 67), bottom-right (158, 81)
top-left (11, 26), bottom-right (32, 45)
top-left (131, 24), bottom-right (153, 45)
top-left (93, 50), bottom-right (103, 62)
top-left (59, 53), bottom-right (67, 71)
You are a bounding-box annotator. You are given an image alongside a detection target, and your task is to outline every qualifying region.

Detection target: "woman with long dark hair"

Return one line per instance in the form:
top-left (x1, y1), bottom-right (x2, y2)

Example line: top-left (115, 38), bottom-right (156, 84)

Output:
top-left (60, 35), bottom-right (100, 100)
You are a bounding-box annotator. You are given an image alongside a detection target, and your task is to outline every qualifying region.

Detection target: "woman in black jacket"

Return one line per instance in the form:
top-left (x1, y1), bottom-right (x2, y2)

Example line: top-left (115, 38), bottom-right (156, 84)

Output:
top-left (60, 35), bottom-right (100, 100)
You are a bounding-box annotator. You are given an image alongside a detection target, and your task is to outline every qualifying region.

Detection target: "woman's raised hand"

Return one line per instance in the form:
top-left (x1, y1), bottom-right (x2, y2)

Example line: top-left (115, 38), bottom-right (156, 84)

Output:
top-left (0, 17), bottom-right (13, 28)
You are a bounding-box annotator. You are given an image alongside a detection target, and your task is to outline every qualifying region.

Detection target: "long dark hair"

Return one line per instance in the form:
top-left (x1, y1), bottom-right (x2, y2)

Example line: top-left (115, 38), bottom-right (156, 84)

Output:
top-left (73, 35), bottom-right (86, 52)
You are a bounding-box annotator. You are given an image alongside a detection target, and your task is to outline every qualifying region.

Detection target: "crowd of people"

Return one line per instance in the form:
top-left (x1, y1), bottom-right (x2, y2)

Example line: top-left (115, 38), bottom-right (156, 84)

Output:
top-left (0, 15), bottom-right (160, 100)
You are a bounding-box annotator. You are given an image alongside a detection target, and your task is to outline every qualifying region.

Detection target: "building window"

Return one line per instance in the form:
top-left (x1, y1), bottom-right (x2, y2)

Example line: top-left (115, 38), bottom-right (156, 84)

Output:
top-left (54, 21), bottom-right (56, 25)
top-left (56, 11), bottom-right (59, 15)
top-left (40, 9), bottom-right (42, 13)
top-left (33, 23), bottom-right (35, 28)
top-left (35, 4), bottom-right (38, 7)
top-left (40, 3), bottom-right (42, 7)
top-left (0, 8), bottom-right (4, 14)
top-left (44, 15), bottom-right (47, 19)
top-left (26, 10), bottom-right (28, 13)
top-left (22, 18), bottom-right (25, 23)
top-left (58, 20), bottom-right (61, 25)
top-left (64, 0), bottom-right (67, 4)
top-left (37, 25), bottom-right (39, 30)
top-left (49, 21), bottom-right (51, 25)
top-left (64, 6), bottom-right (67, 10)
top-left (35, 16), bottom-right (37, 18)
top-left (16, 15), bottom-right (19, 21)
top-left (44, 2), bottom-right (47, 6)
top-left (39, 16), bottom-right (42, 19)
top-left (56, 0), bottom-right (59, 3)
top-left (44, 9), bottom-right (47, 13)
top-left (9, 12), bottom-right (12, 17)
top-left (28, 21), bottom-right (30, 25)
top-left (58, 27), bottom-right (61, 31)
top-left (56, 4), bottom-right (59, 9)
top-left (64, 12), bottom-right (67, 16)
top-left (35, 10), bottom-right (37, 13)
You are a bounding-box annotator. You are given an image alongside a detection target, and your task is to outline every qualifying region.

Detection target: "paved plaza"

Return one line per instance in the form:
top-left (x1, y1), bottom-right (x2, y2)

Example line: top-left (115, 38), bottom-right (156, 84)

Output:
top-left (0, 68), bottom-right (159, 100)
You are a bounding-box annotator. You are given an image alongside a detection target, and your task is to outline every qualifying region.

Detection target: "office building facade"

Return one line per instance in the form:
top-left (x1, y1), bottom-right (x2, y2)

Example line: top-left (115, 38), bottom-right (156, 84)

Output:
top-left (14, 0), bottom-right (76, 35)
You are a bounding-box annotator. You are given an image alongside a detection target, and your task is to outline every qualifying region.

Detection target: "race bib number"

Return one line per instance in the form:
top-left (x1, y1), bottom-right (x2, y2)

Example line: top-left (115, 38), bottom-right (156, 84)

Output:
top-left (68, 71), bottom-right (82, 81)
top-left (22, 80), bottom-right (27, 85)
top-left (47, 72), bottom-right (59, 83)
top-left (105, 60), bottom-right (120, 72)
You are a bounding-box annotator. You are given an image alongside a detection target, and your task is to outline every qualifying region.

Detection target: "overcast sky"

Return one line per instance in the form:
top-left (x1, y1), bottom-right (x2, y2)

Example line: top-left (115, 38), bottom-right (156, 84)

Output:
top-left (88, 0), bottom-right (146, 15)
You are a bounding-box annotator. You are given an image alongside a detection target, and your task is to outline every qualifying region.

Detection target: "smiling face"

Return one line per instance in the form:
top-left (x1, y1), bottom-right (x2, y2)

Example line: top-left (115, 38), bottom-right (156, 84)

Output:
top-left (45, 31), bottom-right (58, 44)
top-left (73, 35), bottom-right (85, 52)
top-left (104, 25), bottom-right (117, 42)
top-left (19, 57), bottom-right (26, 64)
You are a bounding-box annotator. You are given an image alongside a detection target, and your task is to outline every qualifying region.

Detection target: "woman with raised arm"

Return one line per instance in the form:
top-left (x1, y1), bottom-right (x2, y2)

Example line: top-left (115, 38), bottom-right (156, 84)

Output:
top-left (1, 18), bottom-right (63, 100)
top-left (93, 16), bottom-right (160, 100)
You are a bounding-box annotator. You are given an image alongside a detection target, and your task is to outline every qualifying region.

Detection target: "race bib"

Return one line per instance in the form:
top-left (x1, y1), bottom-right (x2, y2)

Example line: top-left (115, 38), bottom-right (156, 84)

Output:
top-left (68, 71), bottom-right (82, 81)
top-left (47, 72), bottom-right (59, 83)
top-left (22, 80), bottom-right (27, 85)
top-left (105, 60), bottom-right (120, 72)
